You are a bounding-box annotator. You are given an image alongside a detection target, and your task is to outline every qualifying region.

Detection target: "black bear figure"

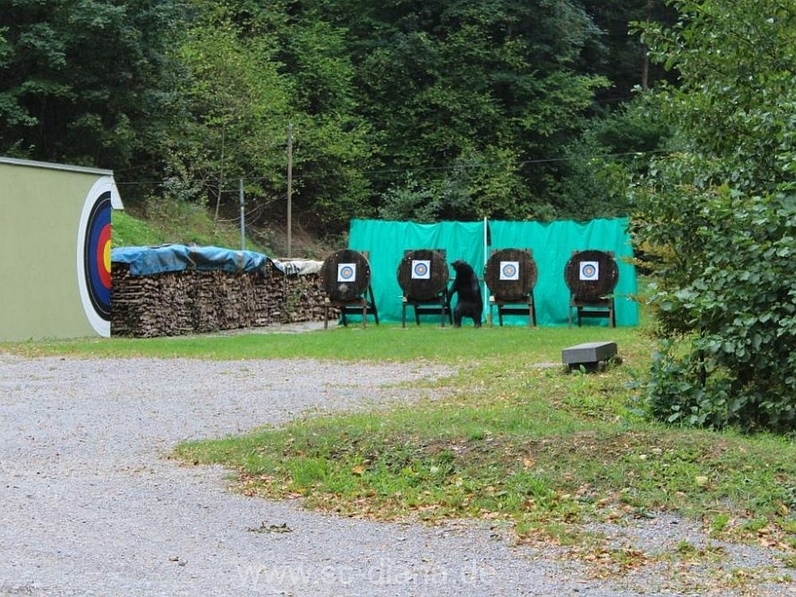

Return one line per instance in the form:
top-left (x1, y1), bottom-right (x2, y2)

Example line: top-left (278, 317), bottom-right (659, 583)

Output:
top-left (447, 259), bottom-right (483, 327)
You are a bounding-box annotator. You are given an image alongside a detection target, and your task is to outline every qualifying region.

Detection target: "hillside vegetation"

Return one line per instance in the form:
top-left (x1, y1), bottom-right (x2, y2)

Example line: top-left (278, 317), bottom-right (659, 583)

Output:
top-left (113, 199), bottom-right (334, 260)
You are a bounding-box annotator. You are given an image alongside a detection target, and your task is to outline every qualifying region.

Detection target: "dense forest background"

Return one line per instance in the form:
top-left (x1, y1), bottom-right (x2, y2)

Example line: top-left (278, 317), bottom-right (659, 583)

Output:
top-left (0, 0), bottom-right (676, 243)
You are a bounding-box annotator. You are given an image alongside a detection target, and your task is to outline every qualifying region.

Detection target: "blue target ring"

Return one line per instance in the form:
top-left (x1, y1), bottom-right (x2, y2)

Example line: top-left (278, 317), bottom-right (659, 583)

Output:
top-left (581, 263), bottom-right (597, 279)
top-left (501, 263), bottom-right (517, 278)
top-left (78, 177), bottom-right (120, 337)
top-left (413, 262), bottom-right (428, 277)
top-left (339, 265), bottom-right (355, 281)
top-left (84, 191), bottom-right (112, 320)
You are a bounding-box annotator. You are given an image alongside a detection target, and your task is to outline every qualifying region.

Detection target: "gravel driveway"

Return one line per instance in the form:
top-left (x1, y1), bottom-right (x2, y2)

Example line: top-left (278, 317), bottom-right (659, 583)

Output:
top-left (0, 351), bottom-right (792, 596)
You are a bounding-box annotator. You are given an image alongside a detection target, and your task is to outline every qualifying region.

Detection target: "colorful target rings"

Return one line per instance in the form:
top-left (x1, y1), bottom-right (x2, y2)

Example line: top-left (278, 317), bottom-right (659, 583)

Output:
top-left (412, 261), bottom-right (430, 278)
top-left (338, 264), bottom-right (355, 281)
top-left (77, 176), bottom-right (120, 336)
top-left (580, 262), bottom-right (598, 280)
top-left (500, 262), bottom-right (518, 280)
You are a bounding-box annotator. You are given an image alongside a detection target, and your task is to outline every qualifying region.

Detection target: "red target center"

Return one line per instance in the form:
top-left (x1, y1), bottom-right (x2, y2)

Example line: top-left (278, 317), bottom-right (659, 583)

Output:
top-left (96, 223), bottom-right (112, 289)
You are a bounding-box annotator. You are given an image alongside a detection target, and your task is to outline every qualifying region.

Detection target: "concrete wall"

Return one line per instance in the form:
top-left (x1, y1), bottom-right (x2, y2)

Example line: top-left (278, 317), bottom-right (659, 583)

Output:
top-left (0, 157), bottom-right (123, 341)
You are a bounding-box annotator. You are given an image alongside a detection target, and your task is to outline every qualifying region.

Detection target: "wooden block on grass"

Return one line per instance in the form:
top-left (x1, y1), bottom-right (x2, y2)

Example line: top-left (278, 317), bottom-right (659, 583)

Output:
top-left (562, 341), bottom-right (618, 369)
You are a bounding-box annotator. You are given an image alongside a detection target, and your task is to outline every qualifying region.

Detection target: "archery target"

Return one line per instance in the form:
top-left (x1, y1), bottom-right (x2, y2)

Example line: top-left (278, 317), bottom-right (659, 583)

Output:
top-left (499, 261), bottom-right (520, 281)
top-left (411, 260), bottom-right (431, 280)
top-left (579, 261), bottom-right (599, 281)
top-left (337, 263), bottom-right (357, 282)
top-left (76, 176), bottom-right (122, 337)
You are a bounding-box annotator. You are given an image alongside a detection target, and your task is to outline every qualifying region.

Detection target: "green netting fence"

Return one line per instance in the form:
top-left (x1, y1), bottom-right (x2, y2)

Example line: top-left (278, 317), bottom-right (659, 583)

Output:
top-left (347, 217), bottom-right (638, 326)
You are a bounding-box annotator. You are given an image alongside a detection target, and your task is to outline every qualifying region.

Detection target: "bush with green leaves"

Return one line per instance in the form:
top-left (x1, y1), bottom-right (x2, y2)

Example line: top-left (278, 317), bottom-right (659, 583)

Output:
top-left (640, 191), bottom-right (796, 431)
top-left (631, 0), bottom-right (796, 432)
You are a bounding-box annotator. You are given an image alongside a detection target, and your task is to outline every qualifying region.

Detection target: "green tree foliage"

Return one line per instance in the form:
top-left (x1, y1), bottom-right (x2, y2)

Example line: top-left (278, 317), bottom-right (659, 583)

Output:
top-left (556, 95), bottom-right (671, 220)
top-left (549, 1), bottom-right (676, 222)
top-left (583, 0), bottom-right (678, 103)
top-left (0, 0), bottom-right (186, 168)
top-left (166, 5), bottom-right (290, 217)
top-left (0, 1), bottom-right (672, 235)
top-left (632, 0), bottom-right (796, 431)
top-left (168, 0), bottom-right (374, 233)
top-left (319, 0), bottom-right (611, 221)
top-left (273, 10), bottom-right (375, 230)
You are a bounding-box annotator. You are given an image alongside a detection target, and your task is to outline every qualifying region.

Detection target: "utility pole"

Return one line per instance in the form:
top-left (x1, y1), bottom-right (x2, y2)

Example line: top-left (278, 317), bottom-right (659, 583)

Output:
top-left (239, 178), bottom-right (245, 251)
top-left (286, 123), bottom-right (293, 258)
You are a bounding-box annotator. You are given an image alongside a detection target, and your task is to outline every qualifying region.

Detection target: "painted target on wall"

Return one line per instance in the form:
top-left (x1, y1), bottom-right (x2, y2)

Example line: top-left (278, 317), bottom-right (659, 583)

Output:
top-left (76, 176), bottom-right (122, 337)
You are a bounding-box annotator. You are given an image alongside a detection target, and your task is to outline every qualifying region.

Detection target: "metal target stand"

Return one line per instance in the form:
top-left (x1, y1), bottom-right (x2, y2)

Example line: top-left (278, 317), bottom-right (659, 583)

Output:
top-left (490, 296), bottom-right (537, 327)
top-left (324, 285), bottom-right (379, 328)
top-left (397, 249), bottom-right (453, 327)
top-left (401, 294), bottom-right (452, 327)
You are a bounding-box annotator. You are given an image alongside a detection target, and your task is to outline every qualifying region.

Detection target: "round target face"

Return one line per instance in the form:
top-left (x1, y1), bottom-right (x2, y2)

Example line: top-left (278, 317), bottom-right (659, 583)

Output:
top-left (77, 176), bottom-right (121, 337)
top-left (500, 261), bottom-right (519, 281)
top-left (412, 260), bottom-right (431, 279)
top-left (579, 261), bottom-right (599, 281)
top-left (337, 263), bottom-right (356, 282)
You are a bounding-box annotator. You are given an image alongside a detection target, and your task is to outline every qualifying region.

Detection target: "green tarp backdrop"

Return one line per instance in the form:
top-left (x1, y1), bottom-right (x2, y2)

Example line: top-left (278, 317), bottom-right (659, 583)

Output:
top-left (347, 217), bottom-right (638, 326)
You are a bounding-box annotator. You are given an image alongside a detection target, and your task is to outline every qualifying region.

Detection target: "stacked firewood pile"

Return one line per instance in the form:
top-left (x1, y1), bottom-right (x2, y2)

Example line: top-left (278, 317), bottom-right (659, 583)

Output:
top-left (111, 259), bottom-right (333, 337)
